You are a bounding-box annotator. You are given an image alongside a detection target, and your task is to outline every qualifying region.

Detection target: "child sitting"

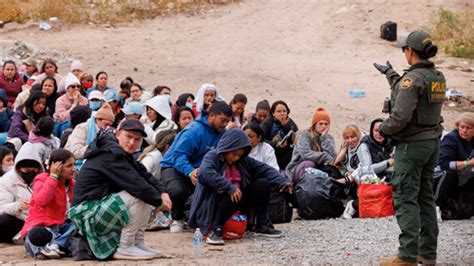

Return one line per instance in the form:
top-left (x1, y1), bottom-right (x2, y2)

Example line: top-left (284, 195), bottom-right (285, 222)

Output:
top-left (19, 116), bottom-right (60, 166)
top-left (21, 149), bottom-right (76, 259)
top-left (188, 129), bottom-right (292, 245)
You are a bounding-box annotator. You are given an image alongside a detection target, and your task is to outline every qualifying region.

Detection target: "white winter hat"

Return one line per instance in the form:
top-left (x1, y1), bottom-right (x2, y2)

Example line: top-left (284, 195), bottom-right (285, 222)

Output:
top-left (70, 60), bottom-right (83, 72)
top-left (64, 73), bottom-right (81, 90)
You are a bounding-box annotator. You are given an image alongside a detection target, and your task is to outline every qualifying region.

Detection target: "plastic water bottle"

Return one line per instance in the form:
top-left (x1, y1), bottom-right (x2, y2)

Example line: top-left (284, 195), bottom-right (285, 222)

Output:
top-left (192, 228), bottom-right (203, 257)
top-left (348, 88), bottom-right (366, 98)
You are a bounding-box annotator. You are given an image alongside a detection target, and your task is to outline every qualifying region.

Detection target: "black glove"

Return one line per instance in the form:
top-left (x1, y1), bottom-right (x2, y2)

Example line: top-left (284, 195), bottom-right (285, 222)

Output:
top-left (373, 61), bottom-right (393, 74)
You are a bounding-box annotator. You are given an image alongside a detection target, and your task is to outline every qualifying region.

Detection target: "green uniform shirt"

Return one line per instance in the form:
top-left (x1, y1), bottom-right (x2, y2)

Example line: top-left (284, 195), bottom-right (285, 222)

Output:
top-left (381, 60), bottom-right (445, 141)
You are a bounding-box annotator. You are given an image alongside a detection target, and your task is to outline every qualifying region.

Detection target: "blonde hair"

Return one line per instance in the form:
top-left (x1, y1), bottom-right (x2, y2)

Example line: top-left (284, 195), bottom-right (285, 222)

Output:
top-left (138, 129), bottom-right (176, 161)
top-left (342, 124), bottom-right (361, 140)
top-left (455, 112), bottom-right (474, 129)
top-left (79, 72), bottom-right (93, 82)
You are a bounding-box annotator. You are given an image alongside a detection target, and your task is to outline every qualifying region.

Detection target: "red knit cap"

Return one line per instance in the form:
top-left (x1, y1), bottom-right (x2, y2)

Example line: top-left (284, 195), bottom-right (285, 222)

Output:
top-left (311, 107), bottom-right (330, 125)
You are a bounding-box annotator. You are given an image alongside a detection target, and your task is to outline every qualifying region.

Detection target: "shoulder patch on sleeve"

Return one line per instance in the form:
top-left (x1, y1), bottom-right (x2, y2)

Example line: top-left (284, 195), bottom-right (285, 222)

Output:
top-left (400, 78), bottom-right (413, 89)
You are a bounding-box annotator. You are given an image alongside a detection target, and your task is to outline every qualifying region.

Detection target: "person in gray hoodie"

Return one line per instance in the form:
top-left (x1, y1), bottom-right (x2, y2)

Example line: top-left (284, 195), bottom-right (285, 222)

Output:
top-left (286, 107), bottom-right (336, 183)
top-left (0, 145), bottom-right (44, 243)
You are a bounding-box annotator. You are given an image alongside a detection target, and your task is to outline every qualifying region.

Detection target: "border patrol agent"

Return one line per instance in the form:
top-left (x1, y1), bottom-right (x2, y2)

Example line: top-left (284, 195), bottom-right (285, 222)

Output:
top-left (374, 30), bottom-right (446, 266)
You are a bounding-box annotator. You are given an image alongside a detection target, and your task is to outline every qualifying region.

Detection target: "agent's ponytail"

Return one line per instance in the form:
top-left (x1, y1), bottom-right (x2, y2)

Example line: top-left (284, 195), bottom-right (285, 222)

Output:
top-left (415, 42), bottom-right (438, 59)
top-left (424, 43), bottom-right (438, 58)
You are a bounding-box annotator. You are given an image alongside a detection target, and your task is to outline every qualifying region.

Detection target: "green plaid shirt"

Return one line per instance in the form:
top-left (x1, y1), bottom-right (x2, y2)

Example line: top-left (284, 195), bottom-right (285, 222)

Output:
top-left (67, 193), bottom-right (129, 260)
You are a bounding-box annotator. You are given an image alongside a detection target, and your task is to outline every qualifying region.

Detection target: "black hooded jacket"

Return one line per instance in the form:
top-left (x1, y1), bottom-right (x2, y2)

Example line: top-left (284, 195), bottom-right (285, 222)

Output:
top-left (188, 129), bottom-right (288, 233)
top-left (360, 118), bottom-right (394, 164)
top-left (72, 129), bottom-right (166, 207)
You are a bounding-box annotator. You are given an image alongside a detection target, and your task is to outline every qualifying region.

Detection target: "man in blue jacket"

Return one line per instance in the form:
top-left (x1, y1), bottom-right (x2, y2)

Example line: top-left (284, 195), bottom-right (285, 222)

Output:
top-left (160, 101), bottom-right (232, 233)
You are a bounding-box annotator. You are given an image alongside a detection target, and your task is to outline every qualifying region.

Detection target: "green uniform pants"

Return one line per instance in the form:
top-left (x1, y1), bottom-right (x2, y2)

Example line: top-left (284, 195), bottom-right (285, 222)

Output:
top-left (391, 139), bottom-right (439, 262)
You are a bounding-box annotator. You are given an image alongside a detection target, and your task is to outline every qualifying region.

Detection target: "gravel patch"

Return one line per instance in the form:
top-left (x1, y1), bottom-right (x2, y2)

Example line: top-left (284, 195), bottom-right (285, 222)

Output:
top-left (210, 216), bottom-right (474, 264)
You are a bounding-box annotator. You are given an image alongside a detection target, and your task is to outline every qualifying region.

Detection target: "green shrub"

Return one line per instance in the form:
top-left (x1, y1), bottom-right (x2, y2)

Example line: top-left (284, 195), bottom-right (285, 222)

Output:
top-left (430, 7), bottom-right (474, 59)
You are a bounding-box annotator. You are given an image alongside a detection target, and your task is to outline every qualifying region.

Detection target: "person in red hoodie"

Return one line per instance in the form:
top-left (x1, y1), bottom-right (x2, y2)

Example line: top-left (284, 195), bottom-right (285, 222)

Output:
top-left (0, 60), bottom-right (25, 108)
top-left (21, 149), bottom-right (76, 260)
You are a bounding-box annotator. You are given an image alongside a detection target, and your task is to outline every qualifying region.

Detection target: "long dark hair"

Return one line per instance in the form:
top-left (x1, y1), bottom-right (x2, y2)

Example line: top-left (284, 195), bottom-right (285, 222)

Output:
top-left (33, 116), bottom-right (55, 137)
top-left (243, 121), bottom-right (264, 143)
top-left (174, 106), bottom-right (195, 131)
top-left (176, 93), bottom-right (194, 107)
top-left (41, 59), bottom-right (58, 74)
top-left (23, 91), bottom-right (47, 124)
top-left (229, 93), bottom-right (247, 123)
top-left (41, 77), bottom-right (58, 116)
top-left (2, 60), bottom-right (17, 71)
top-left (270, 100), bottom-right (290, 115)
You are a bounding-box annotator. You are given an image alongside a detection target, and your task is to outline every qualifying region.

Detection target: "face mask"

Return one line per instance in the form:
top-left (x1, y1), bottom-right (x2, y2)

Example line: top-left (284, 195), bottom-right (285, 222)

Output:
top-left (83, 81), bottom-right (93, 89)
top-left (89, 101), bottom-right (101, 111)
top-left (2, 164), bottom-right (13, 173)
top-left (185, 102), bottom-right (193, 109)
top-left (20, 171), bottom-right (39, 185)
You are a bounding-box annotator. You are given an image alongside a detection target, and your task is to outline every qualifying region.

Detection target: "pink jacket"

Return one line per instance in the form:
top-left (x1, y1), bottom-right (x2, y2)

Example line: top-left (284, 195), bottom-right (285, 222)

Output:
top-left (53, 93), bottom-right (88, 122)
top-left (20, 173), bottom-right (75, 238)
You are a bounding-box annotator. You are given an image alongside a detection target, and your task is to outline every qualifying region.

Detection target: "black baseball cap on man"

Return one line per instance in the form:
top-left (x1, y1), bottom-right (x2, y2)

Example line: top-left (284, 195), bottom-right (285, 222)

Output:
top-left (401, 30), bottom-right (433, 52)
top-left (118, 119), bottom-right (147, 137)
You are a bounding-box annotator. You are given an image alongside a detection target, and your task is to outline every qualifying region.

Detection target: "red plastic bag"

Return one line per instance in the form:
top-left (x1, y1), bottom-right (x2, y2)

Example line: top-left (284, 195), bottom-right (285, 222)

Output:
top-left (358, 183), bottom-right (395, 218)
top-left (223, 212), bottom-right (248, 240)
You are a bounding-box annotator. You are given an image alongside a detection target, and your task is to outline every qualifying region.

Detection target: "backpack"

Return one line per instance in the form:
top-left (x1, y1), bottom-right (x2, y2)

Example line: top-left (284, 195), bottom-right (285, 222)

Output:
top-left (268, 191), bottom-right (293, 224)
top-left (380, 21), bottom-right (397, 41)
top-left (295, 169), bottom-right (345, 220)
top-left (69, 229), bottom-right (96, 261)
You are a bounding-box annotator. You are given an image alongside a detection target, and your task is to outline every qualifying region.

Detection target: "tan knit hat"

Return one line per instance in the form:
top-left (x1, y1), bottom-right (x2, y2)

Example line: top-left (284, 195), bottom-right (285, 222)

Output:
top-left (95, 103), bottom-right (114, 122)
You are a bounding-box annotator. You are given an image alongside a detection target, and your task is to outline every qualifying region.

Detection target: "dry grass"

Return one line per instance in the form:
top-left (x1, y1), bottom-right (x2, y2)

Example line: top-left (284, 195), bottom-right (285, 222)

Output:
top-left (430, 7), bottom-right (474, 59)
top-left (0, 0), bottom-right (239, 25)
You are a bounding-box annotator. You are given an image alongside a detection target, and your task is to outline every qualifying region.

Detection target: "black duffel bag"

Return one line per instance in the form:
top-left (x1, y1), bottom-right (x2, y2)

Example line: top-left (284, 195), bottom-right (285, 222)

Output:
top-left (295, 168), bottom-right (345, 220)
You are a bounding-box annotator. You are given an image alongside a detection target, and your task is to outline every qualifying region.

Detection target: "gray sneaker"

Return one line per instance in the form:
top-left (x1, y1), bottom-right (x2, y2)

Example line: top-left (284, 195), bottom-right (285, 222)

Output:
top-left (136, 241), bottom-right (160, 256)
top-left (136, 243), bottom-right (173, 259)
top-left (113, 245), bottom-right (156, 260)
top-left (40, 243), bottom-right (62, 259)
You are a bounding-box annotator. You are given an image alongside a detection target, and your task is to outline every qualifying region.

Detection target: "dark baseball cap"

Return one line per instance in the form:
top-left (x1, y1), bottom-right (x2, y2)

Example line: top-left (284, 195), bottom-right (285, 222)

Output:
top-left (118, 119), bottom-right (147, 137)
top-left (401, 30), bottom-right (433, 52)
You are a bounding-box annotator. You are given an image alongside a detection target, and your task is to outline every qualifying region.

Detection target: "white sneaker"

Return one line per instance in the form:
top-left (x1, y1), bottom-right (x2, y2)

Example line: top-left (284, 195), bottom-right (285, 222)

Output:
top-left (40, 243), bottom-right (63, 259)
top-left (170, 220), bottom-right (184, 233)
top-left (342, 200), bottom-right (356, 219)
top-left (113, 245), bottom-right (155, 260)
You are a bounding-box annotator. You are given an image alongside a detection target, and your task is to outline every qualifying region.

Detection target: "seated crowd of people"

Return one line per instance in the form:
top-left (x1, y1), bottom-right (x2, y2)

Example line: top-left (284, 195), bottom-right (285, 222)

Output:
top-left (0, 58), bottom-right (472, 261)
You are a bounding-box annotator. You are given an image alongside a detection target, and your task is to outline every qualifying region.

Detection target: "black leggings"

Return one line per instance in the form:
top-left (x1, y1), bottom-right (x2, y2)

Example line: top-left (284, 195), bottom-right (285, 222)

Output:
top-left (161, 168), bottom-right (194, 220)
top-left (214, 178), bottom-right (271, 229)
top-left (435, 170), bottom-right (474, 211)
top-left (0, 214), bottom-right (24, 243)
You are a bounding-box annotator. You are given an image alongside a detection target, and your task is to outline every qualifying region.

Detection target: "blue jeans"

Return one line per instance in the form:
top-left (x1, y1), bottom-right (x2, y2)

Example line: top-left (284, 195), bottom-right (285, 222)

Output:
top-left (24, 221), bottom-right (76, 257)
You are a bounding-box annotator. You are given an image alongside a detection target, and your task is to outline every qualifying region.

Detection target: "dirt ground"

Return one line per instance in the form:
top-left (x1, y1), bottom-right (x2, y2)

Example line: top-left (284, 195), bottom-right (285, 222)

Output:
top-left (0, 0), bottom-right (473, 264)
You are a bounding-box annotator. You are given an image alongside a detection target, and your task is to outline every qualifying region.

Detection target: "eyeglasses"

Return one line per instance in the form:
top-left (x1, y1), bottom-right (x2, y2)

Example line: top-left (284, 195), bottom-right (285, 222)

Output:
top-left (69, 85), bottom-right (81, 89)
